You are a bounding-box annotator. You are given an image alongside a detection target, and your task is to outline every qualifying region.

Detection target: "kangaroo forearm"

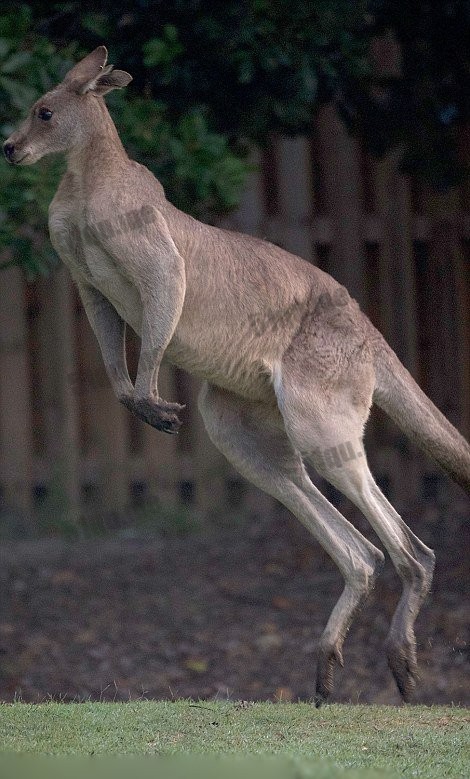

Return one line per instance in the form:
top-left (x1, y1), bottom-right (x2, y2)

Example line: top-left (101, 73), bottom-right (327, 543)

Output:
top-left (77, 281), bottom-right (133, 396)
top-left (134, 287), bottom-right (184, 401)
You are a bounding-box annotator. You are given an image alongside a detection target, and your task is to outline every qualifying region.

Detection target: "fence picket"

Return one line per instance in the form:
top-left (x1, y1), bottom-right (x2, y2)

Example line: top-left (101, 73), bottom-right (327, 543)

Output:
top-left (0, 265), bottom-right (33, 515)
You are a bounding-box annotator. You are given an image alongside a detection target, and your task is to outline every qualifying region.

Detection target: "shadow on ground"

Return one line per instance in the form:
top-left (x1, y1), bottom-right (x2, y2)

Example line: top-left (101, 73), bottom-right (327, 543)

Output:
top-left (0, 491), bottom-right (468, 705)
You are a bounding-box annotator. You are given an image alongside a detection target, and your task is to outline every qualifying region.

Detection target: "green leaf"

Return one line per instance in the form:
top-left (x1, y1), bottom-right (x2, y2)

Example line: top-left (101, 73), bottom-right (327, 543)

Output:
top-left (143, 39), bottom-right (167, 67)
top-left (0, 50), bottom-right (31, 74)
top-left (81, 13), bottom-right (110, 37)
top-left (163, 24), bottom-right (179, 43)
top-left (0, 37), bottom-right (12, 58)
top-left (0, 74), bottom-right (36, 110)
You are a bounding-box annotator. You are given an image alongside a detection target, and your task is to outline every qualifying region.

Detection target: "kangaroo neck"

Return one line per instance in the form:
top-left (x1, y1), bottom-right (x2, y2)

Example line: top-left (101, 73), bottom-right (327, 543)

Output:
top-left (65, 97), bottom-right (130, 191)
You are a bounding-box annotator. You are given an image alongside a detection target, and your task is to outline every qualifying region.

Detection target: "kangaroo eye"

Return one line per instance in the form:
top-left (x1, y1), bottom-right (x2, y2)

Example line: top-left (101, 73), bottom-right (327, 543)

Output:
top-left (38, 108), bottom-right (53, 121)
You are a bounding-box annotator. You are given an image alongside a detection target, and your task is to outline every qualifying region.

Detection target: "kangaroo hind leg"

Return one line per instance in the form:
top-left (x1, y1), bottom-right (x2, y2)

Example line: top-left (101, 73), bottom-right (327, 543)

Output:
top-left (275, 364), bottom-right (435, 701)
top-left (198, 382), bottom-right (384, 705)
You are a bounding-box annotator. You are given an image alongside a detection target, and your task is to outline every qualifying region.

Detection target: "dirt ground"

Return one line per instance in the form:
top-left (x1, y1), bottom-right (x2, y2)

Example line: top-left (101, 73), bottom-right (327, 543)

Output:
top-left (0, 492), bottom-right (469, 706)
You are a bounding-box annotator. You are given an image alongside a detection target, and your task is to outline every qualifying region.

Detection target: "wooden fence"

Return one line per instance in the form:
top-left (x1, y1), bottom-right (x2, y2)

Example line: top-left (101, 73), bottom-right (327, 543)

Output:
top-left (0, 102), bottom-right (469, 525)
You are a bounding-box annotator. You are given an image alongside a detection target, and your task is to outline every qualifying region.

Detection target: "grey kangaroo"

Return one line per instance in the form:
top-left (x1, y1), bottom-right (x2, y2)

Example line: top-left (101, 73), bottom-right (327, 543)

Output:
top-left (4, 46), bottom-right (470, 705)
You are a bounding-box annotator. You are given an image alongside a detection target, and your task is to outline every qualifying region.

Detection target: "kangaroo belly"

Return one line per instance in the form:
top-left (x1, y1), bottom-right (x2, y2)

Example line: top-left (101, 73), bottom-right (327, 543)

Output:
top-left (165, 316), bottom-right (281, 403)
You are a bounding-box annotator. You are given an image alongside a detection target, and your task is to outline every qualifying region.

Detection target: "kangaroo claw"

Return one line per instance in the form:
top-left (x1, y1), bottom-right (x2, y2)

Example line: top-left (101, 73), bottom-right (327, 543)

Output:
top-left (314, 642), bottom-right (344, 707)
top-left (131, 398), bottom-right (185, 434)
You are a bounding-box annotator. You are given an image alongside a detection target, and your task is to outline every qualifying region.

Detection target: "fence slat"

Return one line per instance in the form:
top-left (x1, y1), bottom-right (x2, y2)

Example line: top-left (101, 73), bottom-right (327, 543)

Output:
top-left (316, 103), bottom-right (366, 307)
top-left (227, 147), bottom-right (264, 236)
top-left (423, 189), bottom-right (465, 428)
top-left (374, 154), bottom-right (418, 377)
top-left (0, 265), bottom-right (34, 514)
top-left (185, 375), bottom-right (230, 520)
top-left (455, 244), bottom-right (470, 439)
top-left (276, 135), bottom-right (313, 259)
top-left (141, 363), bottom-right (181, 505)
top-left (77, 302), bottom-right (130, 513)
top-left (36, 269), bottom-right (81, 522)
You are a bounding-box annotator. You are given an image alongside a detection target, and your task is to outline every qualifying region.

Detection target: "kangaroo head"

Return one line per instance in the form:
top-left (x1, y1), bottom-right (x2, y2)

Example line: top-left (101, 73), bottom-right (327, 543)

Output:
top-left (3, 46), bottom-right (132, 165)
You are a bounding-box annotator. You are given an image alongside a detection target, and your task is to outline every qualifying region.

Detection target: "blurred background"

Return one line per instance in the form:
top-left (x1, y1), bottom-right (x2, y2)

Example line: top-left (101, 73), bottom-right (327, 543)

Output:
top-left (0, 2), bottom-right (469, 705)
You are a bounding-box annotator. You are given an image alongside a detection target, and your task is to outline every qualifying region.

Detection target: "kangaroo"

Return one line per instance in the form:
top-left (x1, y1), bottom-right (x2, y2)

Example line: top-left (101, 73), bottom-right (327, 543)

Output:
top-left (4, 46), bottom-right (470, 705)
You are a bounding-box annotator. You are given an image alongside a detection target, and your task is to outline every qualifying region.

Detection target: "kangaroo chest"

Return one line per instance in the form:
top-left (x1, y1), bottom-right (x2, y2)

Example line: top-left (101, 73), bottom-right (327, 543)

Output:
top-left (48, 196), bottom-right (143, 333)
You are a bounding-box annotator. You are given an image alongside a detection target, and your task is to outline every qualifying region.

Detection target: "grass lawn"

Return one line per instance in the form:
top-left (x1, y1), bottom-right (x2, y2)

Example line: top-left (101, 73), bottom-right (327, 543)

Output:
top-left (0, 701), bottom-right (469, 777)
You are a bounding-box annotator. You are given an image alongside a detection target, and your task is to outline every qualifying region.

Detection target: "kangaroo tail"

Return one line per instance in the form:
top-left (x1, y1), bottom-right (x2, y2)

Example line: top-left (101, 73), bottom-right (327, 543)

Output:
top-left (372, 335), bottom-right (470, 495)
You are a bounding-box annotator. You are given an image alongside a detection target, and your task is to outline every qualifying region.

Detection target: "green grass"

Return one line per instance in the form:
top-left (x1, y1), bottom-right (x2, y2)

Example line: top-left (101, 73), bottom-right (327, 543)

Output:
top-left (0, 701), bottom-right (469, 777)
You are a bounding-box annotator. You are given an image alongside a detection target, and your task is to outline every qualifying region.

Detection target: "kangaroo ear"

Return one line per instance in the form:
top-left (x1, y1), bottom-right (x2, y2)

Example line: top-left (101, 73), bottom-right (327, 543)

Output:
top-left (84, 66), bottom-right (133, 95)
top-left (64, 46), bottom-right (109, 92)
top-left (65, 46), bottom-right (132, 96)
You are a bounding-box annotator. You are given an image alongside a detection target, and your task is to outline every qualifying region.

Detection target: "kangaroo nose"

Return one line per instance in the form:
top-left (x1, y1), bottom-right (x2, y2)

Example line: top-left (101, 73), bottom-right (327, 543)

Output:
top-left (3, 142), bottom-right (15, 160)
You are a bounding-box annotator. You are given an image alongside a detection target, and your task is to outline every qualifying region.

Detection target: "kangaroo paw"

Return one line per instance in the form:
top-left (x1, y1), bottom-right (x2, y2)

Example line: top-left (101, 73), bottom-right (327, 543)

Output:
top-left (314, 643), bottom-right (344, 708)
top-left (134, 398), bottom-right (185, 434)
top-left (386, 635), bottom-right (418, 702)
